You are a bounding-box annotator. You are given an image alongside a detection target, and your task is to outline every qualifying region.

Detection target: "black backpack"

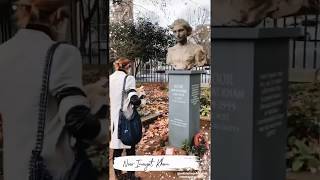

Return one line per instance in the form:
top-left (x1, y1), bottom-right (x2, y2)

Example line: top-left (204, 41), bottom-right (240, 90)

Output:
top-left (118, 75), bottom-right (143, 146)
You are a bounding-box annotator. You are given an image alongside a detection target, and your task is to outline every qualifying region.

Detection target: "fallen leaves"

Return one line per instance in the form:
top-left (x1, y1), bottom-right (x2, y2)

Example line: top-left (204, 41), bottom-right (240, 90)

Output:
top-left (134, 83), bottom-right (211, 179)
top-left (137, 83), bottom-right (168, 117)
top-left (136, 83), bottom-right (169, 155)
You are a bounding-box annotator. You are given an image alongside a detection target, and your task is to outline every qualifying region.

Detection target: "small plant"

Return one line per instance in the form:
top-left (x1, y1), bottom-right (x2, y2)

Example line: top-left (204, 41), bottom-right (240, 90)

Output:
top-left (200, 105), bottom-right (211, 117)
top-left (200, 87), bottom-right (211, 107)
top-left (287, 137), bottom-right (320, 172)
top-left (200, 87), bottom-right (211, 117)
top-left (181, 132), bottom-right (209, 158)
top-left (287, 83), bottom-right (320, 172)
top-left (181, 139), bottom-right (192, 154)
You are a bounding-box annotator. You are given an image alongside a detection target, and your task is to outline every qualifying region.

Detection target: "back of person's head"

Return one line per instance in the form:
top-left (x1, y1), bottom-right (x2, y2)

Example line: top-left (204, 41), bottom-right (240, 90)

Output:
top-left (14, 0), bottom-right (69, 33)
top-left (114, 57), bottom-right (132, 71)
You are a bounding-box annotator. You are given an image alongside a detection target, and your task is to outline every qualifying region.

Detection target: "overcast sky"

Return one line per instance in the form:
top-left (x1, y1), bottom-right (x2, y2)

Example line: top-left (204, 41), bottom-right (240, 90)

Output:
top-left (133, 0), bottom-right (211, 27)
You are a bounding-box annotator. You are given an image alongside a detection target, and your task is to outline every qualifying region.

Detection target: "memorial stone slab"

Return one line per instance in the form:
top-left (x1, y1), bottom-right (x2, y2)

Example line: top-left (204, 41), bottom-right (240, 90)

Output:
top-left (212, 28), bottom-right (302, 180)
top-left (167, 70), bottom-right (204, 147)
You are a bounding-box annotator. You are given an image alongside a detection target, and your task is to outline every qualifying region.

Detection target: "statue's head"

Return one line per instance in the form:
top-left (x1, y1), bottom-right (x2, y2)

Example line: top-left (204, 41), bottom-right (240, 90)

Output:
top-left (170, 19), bottom-right (192, 44)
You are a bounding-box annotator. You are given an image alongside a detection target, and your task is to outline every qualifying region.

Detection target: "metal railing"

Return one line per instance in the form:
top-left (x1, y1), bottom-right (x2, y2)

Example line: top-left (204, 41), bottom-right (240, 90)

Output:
top-left (260, 14), bottom-right (320, 70)
top-left (135, 62), bottom-right (211, 84)
top-left (69, 0), bottom-right (108, 65)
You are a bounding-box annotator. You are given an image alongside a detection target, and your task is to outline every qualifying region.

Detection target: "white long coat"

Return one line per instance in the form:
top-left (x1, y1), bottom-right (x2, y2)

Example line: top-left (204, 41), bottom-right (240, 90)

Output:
top-left (0, 29), bottom-right (108, 180)
top-left (109, 71), bottom-right (137, 149)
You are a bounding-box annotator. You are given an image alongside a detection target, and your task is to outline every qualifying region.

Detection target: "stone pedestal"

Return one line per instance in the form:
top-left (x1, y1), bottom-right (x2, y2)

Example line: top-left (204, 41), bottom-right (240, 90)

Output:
top-left (167, 70), bottom-right (204, 147)
top-left (212, 28), bottom-right (302, 180)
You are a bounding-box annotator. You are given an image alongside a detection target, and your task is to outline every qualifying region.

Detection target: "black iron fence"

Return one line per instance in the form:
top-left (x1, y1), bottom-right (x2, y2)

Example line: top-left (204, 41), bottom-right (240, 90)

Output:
top-left (260, 14), bottom-right (320, 70)
top-left (134, 60), bottom-right (211, 84)
top-left (75, 0), bottom-right (108, 65)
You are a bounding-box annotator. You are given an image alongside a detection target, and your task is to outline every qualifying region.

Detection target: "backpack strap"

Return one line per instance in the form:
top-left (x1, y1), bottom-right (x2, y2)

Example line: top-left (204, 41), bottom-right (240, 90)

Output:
top-left (29, 42), bottom-right (65, 168)
top-left (120, 75), bottom-right (129, 112)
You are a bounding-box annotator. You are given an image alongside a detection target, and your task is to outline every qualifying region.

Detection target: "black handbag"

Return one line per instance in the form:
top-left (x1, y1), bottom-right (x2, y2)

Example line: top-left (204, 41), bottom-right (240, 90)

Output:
top-left (118, 75), bottom-right (143, 146)
top-left (29, 42), bottom-right (98, 180)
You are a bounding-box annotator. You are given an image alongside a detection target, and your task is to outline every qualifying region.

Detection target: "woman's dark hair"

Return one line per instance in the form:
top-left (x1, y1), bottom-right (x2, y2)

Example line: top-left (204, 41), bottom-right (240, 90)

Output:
top-left (113, 57), bottom-right (132, 71)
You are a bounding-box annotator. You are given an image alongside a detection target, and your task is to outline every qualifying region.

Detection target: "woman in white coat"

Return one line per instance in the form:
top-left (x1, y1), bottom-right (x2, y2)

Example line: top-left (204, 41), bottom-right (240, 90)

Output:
top-left (0, 0), bottom-right (108, 179)
top-left (109, 58), bottom-right (141, 180)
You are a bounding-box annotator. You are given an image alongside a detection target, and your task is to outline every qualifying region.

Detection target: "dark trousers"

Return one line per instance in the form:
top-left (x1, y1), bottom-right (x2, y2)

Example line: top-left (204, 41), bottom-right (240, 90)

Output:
top-left (113, 146), bottom-right (136, 178)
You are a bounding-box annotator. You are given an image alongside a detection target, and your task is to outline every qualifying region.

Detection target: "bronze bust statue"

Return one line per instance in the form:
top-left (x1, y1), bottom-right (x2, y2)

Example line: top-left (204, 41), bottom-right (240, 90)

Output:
top-left (166, 19), bottom-right (207, 70)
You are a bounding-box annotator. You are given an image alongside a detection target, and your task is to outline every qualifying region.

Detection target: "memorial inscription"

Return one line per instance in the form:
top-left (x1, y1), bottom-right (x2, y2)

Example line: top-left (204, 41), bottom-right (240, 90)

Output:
top-left (171, 84), bottom-right (187, 104)
top-left (257, 72), bottom-right (285, 138)
top-left (171, 118), bottom-right (188, 128)
top-left (191, 84), bottom-right (200, 105)
top-left (213, 72), bottom-right (245, 133)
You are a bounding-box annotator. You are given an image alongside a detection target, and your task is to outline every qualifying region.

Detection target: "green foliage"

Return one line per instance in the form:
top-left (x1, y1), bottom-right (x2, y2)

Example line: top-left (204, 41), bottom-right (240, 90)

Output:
top-left (287, 138), bottom-right (320, 172)
top-left (200, 87), bottom-right (211, 117)
top-left (200, 105), bottom-right (211, 117)
top-left (181, 139), bottom-right (192, 153)
top-left (181, 135), bottom-right (208, 158)
top-left (200, 87), bottom-right (211, 106)
top-left (287, 83), bottom-right (320, 172)
top-left (109, 18), bottom-right (174, 63)
top-left (135, 18), bottom-right (175, 62)
top-left (190, 142), bottom-right (208, 158)
top-left (109, 21), bottom-right (139, 61)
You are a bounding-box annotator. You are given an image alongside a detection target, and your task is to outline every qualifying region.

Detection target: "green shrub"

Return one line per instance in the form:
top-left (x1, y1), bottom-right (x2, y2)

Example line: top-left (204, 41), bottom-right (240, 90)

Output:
top-left (200, 87), bottom-right (211, 117)
top-left (200, 87), bottom-right (211, 107)
top-left (287, 83), bottom-right (320, 172)
top-left (200, 105), bottom-right (211, 117)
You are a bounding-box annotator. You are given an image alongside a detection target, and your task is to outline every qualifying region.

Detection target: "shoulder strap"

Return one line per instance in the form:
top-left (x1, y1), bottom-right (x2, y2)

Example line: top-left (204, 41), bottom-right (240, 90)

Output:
top-left (120, 75), bottom-right (129, 111)
top-left (32, 42), bottom-right (65, 156)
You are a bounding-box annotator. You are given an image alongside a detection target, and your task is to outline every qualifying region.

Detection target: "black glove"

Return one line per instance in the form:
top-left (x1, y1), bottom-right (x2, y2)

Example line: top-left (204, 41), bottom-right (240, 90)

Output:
top-left (130, 95), bottom-right (141, 107)
top-left (65, 105), bottom-right (101, 140)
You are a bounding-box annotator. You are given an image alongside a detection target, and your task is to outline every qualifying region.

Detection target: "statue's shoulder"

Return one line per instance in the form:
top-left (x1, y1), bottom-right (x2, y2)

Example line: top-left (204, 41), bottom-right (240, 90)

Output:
top-left (188, 42), bottom-right (202, 48)
top-left (183, 42), bottom-right (204, 53)
top-left (168, 45), bottom-right (179, 52)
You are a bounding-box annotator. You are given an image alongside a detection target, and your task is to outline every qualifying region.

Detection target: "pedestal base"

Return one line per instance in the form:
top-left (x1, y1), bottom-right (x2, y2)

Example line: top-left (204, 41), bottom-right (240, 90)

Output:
top-left (212, 28), bottom-right (302, 180)
top-left (167, 70), bottom-right (204, 147)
